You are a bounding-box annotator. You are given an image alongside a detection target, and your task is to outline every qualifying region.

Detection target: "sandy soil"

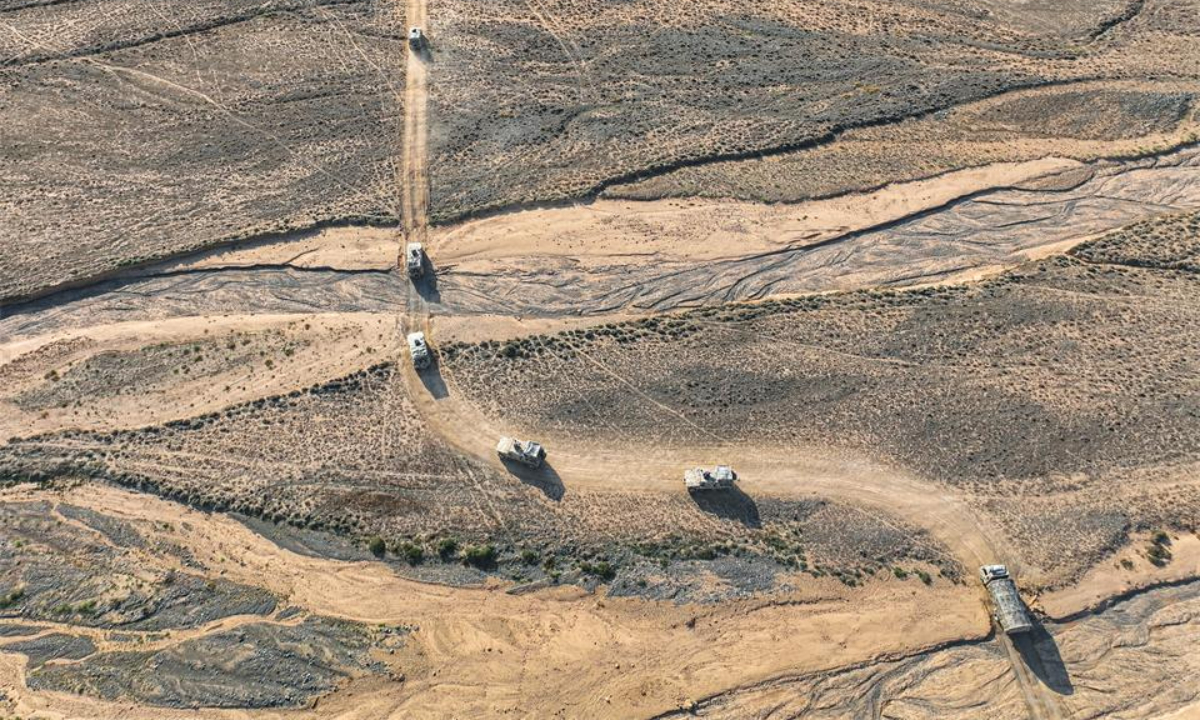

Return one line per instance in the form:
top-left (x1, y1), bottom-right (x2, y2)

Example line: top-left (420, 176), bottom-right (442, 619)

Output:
top-left (0, 313), bottom-right (398, 443)
top-left (164, 227), bottom-right (400, 273)
top-left (428, 147), bottom-right (1200, 315)
top-left (3, 0), bottom-right (1199, 714)
top-left (0, 483), bottom-right (984, 720)
top-left (5, 483), bottom-right (1198, 719)
top-left (1038, 532), bottom-right (1200, 619)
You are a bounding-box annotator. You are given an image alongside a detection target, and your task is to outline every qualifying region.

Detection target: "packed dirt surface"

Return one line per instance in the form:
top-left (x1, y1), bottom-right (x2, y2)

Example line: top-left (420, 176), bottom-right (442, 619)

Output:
top-left (4, 0), bottom-right (1200, 717)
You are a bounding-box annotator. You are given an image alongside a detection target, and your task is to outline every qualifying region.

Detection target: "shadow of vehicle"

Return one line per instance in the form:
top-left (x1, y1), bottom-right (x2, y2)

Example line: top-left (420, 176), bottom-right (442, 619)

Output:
top-left (412, 40), bottom-right (433, 64)
top-left (689, 484), bottom-right (761, 528)
top-left (415, 355), bottom-right (449, 400)
top-left (499, 458), bottom-right (565, 501)
top-left (413, 267), bottom-right (441, 304)
top-left (1013, 621), bottom-right (1075, 695)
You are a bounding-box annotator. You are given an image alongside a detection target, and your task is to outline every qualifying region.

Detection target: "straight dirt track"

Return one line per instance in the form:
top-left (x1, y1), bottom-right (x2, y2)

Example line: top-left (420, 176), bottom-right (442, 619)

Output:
top-left (401, 0), bottom-right (430, 248)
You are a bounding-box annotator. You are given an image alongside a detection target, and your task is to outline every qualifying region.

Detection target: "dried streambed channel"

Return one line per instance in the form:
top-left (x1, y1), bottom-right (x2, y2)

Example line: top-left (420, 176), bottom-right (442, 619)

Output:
top-left (4, 147), bottom-right (1198, 347)
top-left (656, 580), bottom-right (1200, 720)
top-left (1, 484), bottom-right (1198, 718)
top-left (431, 146), bottom-right (1200, 315)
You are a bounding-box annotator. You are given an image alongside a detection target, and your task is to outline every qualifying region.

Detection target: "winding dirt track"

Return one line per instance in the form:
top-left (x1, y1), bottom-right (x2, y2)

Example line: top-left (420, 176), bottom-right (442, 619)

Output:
top-left (387, 9), bottom-right (1072, 717)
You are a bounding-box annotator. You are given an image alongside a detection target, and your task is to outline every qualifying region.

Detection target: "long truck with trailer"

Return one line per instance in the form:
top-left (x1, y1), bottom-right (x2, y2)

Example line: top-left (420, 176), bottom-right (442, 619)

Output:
top-left (979, 564), bottom-right (1033, 634)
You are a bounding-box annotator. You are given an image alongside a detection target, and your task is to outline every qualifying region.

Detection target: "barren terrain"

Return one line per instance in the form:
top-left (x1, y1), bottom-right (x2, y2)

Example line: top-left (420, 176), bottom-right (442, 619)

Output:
top-left (3, 0), bottom-right (1200, 717)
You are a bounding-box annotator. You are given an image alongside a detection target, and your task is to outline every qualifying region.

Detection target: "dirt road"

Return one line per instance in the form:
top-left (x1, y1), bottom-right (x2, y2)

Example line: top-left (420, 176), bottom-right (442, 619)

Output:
top-left (400, 0), bottom-right (430, 249)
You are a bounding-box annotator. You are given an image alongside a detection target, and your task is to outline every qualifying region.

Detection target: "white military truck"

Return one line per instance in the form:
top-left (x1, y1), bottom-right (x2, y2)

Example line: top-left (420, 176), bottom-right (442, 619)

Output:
top-left (407, 331), bottom-right (431, 370)
top-left (405, 242), bottom-right (425, 279)
top-left (684, 465), bottom-right (737, 492)
top-left (496, 436), bottom-right (546, 468)
top-left (979, 564), bottom-right (1033, 635)
top-left (408, 27), bottom-right (424, 50)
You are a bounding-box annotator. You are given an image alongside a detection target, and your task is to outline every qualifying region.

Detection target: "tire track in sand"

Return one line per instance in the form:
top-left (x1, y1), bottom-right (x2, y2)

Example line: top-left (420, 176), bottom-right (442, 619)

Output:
top-left (399, 0), bottom-right (430, 250)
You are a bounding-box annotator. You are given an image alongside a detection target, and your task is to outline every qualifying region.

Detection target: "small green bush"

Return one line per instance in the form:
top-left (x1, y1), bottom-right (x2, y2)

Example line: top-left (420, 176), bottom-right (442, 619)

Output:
top-left (1147, 542), bottom-right (1172, 567)
top-left (893, 567), bottom-right (909, 580)
top-left (0, 587), bottom-right (25, 609)
top-left (398, 541), bottom-right (424, 565)
top-left (367, 536), bottom-right (386, 558)
top-left (437, 537), bottom-right (459, 559)
top-left (464, 544), bottom-right (497, 569)
top-left (520, 549), bottom-right (539, 565)
top-left (580, 560), bottom-right (616, 581)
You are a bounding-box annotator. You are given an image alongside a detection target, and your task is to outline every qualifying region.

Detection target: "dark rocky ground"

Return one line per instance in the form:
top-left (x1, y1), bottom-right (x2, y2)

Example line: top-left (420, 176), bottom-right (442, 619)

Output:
top-left (0, 499), bottom-right (276, 630)
top-left (25, 617), bottom-right (381, 709)
top-left (0, 0), bottom-right (404, 303)
top-left (0, 496), bottom-right (394, 709)
top-left (428, 0), bottom-right (1198, 220)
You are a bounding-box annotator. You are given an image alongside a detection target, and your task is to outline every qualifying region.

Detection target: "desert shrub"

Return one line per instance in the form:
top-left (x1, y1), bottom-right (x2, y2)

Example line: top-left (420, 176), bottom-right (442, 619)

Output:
top-left (580, 560), bottom-right (616, 581)
top-left (893, 567), bottom-right (909, 580)
top-left (1147, 543), bottom-right (1172, 566)
top-left (367, 536), bottom-right (386, 557)
top-left (398, 541), bottom-right (424, 565)
top-left (464, 544), bottom-right (497, 569)
top-left (1147, 531), bottom-right (1173, 567)
top-left (0, 587), bottom-right (25, 609)
top-left (437, 537), bottom-right (459, 559)
top-left (520, 549), bottom-right (539, 565)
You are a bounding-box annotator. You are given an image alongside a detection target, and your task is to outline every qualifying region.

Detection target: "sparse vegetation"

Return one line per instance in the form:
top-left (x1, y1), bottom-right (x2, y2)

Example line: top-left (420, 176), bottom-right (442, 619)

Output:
top-left (463, 544), bottom-right (497, 569)
top-left (0, 586), bottom-right (25, 609)
top-left (437, 538), bottom-right (459, 560)
top-left (397, 541), bottom-right (425, 565)
top-left (1147, 531), bottom-right (1173, 567)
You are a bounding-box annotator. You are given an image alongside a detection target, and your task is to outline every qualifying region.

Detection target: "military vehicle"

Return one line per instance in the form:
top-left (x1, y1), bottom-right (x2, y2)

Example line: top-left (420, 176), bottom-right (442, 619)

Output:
top-left (407, 331), bottom-right (431, 370)
top-left (405, 242), bottom-right (425, 279)
top-left (496, 436), bottom-right (546, 468)
top-left (979, 564), bottom-right (1033, 634)
top-left (684, 465), bottom-right (736, 492)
